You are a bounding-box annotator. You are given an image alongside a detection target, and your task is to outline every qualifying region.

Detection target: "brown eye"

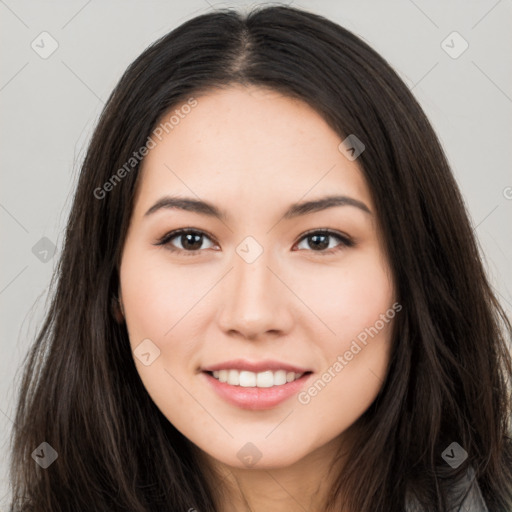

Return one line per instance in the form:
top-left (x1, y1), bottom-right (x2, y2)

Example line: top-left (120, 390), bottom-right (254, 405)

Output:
top-left (155, 229), bottom-right (216, 254)
top-left (176, 232), bottom-right (205, 251)
top-left (295, 230), bottom-right (354, 254)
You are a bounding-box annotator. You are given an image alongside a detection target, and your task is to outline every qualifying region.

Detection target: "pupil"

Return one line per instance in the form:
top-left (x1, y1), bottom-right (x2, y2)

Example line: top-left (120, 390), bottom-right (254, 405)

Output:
top-left (310, 234), bottom-right (328, 250)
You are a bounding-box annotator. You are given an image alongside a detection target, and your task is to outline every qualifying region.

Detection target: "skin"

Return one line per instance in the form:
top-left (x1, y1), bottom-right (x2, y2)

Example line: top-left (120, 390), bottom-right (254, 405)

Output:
top-left (119, 84), bottom-right (397, 511)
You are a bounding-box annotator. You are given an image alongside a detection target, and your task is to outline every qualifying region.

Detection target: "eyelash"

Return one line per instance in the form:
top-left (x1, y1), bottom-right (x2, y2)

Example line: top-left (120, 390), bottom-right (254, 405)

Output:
top-left (154, 228), bottom-right (355, 256)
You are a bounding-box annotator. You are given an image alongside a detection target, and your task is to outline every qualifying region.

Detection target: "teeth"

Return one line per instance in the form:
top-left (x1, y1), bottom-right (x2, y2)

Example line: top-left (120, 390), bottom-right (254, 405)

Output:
top-left (256, 371), bottom-right (273, 388)
top-left (240, 371), bottom-right (256, 387)
top-left (209, 369), bottom-right (304, 387)
top-left (228, 369), bottom-right (240, 386)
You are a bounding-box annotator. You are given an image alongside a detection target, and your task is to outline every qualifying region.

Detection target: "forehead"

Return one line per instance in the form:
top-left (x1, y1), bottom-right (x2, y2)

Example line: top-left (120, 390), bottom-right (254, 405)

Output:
top-left (134, 85), bottom-right (373, 218)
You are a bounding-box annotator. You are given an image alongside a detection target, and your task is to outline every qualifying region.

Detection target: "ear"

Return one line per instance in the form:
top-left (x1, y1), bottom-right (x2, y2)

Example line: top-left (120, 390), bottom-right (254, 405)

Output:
top-left (111, 294), bottom-right (125, 323)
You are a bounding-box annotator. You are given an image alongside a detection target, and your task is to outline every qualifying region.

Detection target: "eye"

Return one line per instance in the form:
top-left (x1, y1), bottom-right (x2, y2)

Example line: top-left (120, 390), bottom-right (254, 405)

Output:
top-left (154, 229), bottom-right (217, 255)
top-left (294, 230), bottom-right (354, 254)
top-left (154, 228), bottom-right (354, 256)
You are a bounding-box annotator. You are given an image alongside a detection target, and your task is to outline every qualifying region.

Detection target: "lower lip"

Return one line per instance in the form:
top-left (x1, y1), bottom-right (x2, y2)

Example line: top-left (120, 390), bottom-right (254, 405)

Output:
top-left (202, 371), bottom-right (312, 410)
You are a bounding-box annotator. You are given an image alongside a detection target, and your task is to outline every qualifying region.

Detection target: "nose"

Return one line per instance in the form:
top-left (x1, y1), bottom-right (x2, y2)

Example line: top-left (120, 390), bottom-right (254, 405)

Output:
top-left (216, 247), bottom-right (295, 341)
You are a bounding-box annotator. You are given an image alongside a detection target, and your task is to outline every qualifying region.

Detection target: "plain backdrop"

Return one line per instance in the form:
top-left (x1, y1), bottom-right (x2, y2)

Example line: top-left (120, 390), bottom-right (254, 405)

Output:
top-left (1, 0), bottom-right (511, 506)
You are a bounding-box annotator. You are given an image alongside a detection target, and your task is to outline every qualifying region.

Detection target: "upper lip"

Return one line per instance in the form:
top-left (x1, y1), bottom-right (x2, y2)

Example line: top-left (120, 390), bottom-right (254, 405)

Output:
top-left (202, 359), bottom-right (311, 374)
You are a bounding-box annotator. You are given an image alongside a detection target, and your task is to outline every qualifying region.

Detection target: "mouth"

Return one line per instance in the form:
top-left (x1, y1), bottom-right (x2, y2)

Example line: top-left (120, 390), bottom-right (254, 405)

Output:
top-left (204, 369), bottom-right (310, 388)
top-left (200, 361), bottom-right (313, 410)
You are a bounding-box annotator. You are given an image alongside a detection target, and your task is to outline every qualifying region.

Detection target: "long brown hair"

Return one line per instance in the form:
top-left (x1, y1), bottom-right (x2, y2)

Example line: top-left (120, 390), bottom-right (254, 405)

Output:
top-left (9, 5), bottom-right (512, 511)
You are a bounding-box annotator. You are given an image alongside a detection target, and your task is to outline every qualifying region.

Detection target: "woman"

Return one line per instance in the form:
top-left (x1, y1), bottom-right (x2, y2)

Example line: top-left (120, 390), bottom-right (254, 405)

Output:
top-left (9, 5), bottom-right (512, 511)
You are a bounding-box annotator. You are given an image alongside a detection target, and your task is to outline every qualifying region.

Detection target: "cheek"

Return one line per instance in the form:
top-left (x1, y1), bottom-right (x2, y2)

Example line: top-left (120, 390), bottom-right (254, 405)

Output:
top-left (119, 245), bottom-right (206, 423)
top-left (120, 242), bottom-right (223, 400)
top-left (294, 250), bottom-right (395, 408)
top-left (120, 244), bottom-right (200, 344)
top-left (296, 249), bottom-right (394, 345)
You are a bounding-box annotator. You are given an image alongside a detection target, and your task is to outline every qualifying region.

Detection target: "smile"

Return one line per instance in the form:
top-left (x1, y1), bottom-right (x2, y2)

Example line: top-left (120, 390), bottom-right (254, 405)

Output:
top-left (208, 369), bottom-right (305, 387)
top-left (202, 370), bottom-right (313, 410)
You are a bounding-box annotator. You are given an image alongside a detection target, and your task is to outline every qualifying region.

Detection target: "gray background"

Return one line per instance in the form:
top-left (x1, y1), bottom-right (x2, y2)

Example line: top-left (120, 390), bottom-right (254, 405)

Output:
top-left (1, 0), bottom-right (511, 506)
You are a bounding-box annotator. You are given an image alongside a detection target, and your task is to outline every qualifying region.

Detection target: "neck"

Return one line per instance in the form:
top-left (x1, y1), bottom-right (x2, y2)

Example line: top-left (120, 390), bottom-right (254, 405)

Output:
top-left (200, 434), bottom-right (352, 512)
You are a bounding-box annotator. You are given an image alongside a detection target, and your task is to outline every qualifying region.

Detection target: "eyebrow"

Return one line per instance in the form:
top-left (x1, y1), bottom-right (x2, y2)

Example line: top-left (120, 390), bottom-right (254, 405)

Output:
top-left (144, 194), bottom-right (372, 221)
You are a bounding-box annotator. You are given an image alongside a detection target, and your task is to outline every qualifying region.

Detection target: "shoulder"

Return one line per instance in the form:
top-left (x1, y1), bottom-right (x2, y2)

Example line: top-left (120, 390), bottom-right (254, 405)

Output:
top-left (455, 466), bottom-right (488, 511)
top-left (405, 466), bottom-right (488, 511)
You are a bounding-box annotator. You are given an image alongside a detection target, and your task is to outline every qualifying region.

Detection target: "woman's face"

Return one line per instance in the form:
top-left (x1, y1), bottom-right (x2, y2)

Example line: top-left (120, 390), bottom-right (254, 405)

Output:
top-left (119, 84), bottom-right (397, 469)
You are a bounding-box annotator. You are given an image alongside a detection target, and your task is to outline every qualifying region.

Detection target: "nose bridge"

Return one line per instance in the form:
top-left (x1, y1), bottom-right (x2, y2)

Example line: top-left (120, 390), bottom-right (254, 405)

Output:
top-left (217, 243), bottom-right (291, 338)
top-left (233, 247), bottom-right (271, 301)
